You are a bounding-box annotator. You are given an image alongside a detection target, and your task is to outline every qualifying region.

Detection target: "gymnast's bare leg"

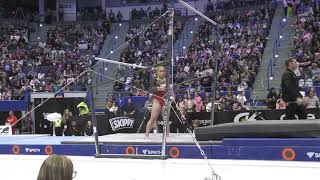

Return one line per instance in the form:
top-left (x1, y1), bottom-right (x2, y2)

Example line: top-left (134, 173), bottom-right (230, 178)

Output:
top-left (145, 99), bottom-right (162, 139)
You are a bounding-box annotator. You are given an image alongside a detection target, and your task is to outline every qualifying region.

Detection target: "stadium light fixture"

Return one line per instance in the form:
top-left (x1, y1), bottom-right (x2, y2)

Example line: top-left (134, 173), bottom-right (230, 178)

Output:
top-left (283, 18), bottom-right (286, 22)
top-left (195, 17), bottom-right (198, 21)
top-left (275, 54), bottom-right (279, 58)
top-left (280, 35), bottom-right (283, 39)
top-left (183, 46), bottom-right (186, 49)
top-left (39, 24), bottom-right (43, 27)
top-left (115, 36), bottom-right (118, 39)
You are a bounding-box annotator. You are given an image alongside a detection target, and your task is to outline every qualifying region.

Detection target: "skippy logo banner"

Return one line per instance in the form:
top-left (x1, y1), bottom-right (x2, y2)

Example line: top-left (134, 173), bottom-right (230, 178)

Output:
top-left (0, 125), bottom-right (12, 135)
top-left (109, 117), bottom-right (135, 131)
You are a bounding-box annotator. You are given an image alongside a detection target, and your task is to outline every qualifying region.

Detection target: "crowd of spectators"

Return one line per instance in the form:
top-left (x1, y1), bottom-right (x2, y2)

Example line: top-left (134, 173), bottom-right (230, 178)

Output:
top-left (292, 2), bottom-right (320, 88)
top-left (0, 18), bottom-right (109, 100)
top-left (111, 1), bottom-right (274, 113)
top-left (173, 4), bottom-right (273, 112)
top-left (0, 22), bottom-right (31, 100)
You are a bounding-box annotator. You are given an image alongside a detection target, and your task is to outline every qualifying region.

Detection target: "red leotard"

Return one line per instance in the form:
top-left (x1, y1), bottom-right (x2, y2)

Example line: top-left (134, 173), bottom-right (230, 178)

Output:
top-left (154, 90), bottom-right (165, 107)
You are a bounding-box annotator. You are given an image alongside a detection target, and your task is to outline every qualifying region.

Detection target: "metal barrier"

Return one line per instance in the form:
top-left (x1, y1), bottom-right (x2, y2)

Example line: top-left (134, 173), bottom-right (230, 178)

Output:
top-left (267, 2), bottom-right (286, 90)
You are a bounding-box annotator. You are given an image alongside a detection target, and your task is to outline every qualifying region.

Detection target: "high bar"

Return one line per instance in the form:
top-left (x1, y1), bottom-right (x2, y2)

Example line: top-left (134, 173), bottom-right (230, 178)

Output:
top-left (95, 57), bottom-right (147, 69)
top-left (178, 0), bottom-right (218, 26)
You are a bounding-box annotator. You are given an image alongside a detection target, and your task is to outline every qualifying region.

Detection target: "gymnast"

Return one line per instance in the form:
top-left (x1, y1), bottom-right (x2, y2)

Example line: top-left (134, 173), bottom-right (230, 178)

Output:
top-left (145, 66), bottom-right (166, 139)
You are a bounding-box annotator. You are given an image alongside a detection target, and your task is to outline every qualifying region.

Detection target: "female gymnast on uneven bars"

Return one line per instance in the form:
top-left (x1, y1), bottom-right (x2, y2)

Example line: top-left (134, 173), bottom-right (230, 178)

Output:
top-left (145, 66), bottom-right (166, 139)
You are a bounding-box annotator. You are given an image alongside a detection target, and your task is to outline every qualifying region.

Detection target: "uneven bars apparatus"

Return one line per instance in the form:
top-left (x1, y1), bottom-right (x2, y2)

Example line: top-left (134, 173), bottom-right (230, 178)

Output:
top-left (160, 0), bottom-right (219, 157)
top-left (92, 0), bottom-right (219, 159)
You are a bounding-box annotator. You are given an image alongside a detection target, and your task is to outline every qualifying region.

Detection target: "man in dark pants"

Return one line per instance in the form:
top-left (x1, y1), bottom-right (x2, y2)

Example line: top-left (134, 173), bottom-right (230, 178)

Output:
top-left (281, 57), bottom-right (307, 120)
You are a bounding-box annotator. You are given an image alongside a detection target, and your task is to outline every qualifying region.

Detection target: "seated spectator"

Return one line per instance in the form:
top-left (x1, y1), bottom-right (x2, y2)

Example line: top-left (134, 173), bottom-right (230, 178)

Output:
top-left (67, 120), bottom-right (82, 136)
top-left (84, 120), bottom-right (93, 136)
top-left (105, 100), bottom-right (118, 115)
top-left (232, 101), bottom-right (242, 111)
top-left (236, 91), bottom-right (247, 105)
top-left (237, 81), bottom-right (248, 92)
top-left (37, 155), bottom-right (75, 180)
top-left (186, 94), bottom-right (194, 112)
top-left (200, 105), bottom-right (206, 112)
top-left (299, 74), bottom-right (313, 87)
top-left (215, 97), bottom-right (226, 111)
top-left (276, 98), bottom-right (286, 109)
top-left (314, 75), bottom-right (320, 86)
top-left (206, 101), bottom-right (212, 112)
top-left (123, 98), bottom-right (136, 115)
top-left (266, 87), bottom-right (278, 109)
top-left (304, 89), bottom-right (319, 109)
top-left (193, 92), bottom-right (203, 112)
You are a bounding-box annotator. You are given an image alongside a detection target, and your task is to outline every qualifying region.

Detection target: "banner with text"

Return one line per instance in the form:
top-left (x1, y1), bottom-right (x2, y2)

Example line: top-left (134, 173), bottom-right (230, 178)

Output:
top-left (188, 109), bottom-right (320, 126)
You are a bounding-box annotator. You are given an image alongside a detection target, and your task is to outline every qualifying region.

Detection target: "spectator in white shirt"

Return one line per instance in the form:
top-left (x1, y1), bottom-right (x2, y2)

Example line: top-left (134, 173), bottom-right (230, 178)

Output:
top-left (304, 89), bottom-right (319, 109)
top-left (236, 91), bottom-right (247, 105)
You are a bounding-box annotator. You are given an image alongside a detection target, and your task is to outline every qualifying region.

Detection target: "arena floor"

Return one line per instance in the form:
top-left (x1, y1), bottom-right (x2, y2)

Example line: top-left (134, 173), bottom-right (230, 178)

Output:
top-left (0, 155), bottom-right (319, 180)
